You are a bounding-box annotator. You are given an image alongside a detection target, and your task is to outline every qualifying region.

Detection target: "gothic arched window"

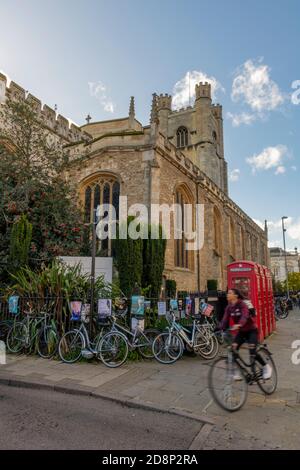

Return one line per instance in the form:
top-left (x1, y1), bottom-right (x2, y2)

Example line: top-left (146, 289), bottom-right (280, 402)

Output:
top-left (176, 127), bottom-right (188, 148)
top-left (174, 185), bottom-right (194, 270)
top-left (214, 207), bottom-right (222, 256)
top-left (81, 174), bottom-right (120, 256)
top-left (229, 217), bottom-right (236, 259)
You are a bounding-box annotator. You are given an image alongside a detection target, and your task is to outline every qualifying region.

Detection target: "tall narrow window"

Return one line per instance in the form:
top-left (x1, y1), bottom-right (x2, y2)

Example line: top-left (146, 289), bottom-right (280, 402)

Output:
top-left (174, 186), bottom-right (194, 270)
top-left (82, 174), bottom-right (120, 256)
top-left (176, 127), bottom-right (188, 148)
top-left (229, 217), bottom-right (235, 259)
top-left (214, 207), bottom-right (222, 256)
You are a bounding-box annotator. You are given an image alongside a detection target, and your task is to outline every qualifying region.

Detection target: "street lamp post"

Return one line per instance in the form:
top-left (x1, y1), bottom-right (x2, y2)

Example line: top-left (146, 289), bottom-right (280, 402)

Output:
top-left (281, 216), bottom-right (289, 299)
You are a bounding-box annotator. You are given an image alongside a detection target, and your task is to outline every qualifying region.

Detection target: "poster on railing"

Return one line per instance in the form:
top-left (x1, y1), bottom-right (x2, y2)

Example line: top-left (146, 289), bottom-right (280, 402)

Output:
top-left (98, 299), bottom-right (112, 319)
top-left (185, 297), bottom-right (193, 317)
top-left (170, 299), bottom-right (180, 319)
top-left (8, 295), bottom-right (19, 315)
top-left (144, 300), bottom-right (151, 314)
top-left (131, 317), bottom-right (145, 332)
top-left (131, 296), bottom-right (144, 316)
top-left (70, 301), bottom-right (82, 321)
top-left (157, 301), bottom-right (166, 316)
top-left (81, 303), bottom-right (90, 323)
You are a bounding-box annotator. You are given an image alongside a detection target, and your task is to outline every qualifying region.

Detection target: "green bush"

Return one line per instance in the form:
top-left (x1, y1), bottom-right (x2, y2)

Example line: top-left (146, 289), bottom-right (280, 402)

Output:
top-left (207, 279), bottom-right (218, 291)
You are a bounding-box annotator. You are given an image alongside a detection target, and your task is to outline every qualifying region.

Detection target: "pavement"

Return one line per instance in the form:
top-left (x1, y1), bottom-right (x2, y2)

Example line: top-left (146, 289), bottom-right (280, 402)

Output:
top-left (0, 309), bottom-right (300, 450)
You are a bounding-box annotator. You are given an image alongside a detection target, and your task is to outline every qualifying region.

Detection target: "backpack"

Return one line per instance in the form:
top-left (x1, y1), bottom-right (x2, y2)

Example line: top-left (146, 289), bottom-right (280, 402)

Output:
top-left (243, 299), bottom-right (256, 317)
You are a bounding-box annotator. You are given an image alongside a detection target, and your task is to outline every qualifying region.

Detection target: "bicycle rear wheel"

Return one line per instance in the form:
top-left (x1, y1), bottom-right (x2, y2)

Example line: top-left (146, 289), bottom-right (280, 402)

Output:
top-left (0, 321), bottom-right (12, 342)
top-left (38, 326), bottom-right (59, 359)
top-left (6, 322), bottom-right (26, 353)
top-left (152, 332), bottom-right (184, 364)
top-left (138, 329), bottom-right (160, 359)
top-left (254, 347), bottom-right (278, 395)
top-left (98, 332), bottom-right (128, 368)
top-left (208, 356), bottom-right (248, 412)
top-left (58, 330), bottom-right (84, 363)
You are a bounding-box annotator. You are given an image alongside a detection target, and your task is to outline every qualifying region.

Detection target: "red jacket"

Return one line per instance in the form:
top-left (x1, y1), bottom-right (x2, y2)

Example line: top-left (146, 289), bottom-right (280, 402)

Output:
top-left (221, 299), bottom-right (257, 333)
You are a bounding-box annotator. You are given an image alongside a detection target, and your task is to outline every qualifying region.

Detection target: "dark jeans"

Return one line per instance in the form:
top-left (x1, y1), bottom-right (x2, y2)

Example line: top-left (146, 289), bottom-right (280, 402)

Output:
top-left (233, 329), bottom-right (265, 368)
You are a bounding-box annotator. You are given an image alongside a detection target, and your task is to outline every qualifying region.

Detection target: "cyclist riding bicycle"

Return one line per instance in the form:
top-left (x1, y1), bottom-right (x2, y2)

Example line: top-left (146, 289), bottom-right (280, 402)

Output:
top-left (220, 288), bottom-right (272, 380)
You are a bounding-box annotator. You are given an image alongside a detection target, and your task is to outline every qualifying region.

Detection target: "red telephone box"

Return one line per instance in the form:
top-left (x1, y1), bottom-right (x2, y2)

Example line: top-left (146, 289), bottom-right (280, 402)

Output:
top-left (227, 261), bottom-right (275, 341)
top-left (263, 266), bottom-right (276, 334)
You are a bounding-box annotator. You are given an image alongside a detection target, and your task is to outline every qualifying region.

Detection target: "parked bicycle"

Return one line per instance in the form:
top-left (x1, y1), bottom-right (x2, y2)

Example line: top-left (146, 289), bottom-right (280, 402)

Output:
top-left (275, 297), bottom-right (289, 320)
top-left (6, 303), bottom-right (59, 358)
top-left (0, 319), bottom-right (13, 342)
top-left (98, 313), bottom-right (160, 368)
top-left (152, 310), bottom-right (219, 364)
top-left (208, 329), bottom-right (277, 412)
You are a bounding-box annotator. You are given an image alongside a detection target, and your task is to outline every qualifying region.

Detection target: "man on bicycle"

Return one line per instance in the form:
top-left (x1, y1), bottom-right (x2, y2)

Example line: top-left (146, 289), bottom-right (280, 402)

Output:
top-left (220, 288), bottom-right (272, 380)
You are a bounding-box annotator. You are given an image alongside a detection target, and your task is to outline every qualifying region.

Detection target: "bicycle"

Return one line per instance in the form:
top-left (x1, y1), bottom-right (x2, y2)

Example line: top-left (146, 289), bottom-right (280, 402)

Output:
top-left (275, 298), bottom-right (289, 320)
top-left (0, 319), bottom-right (13, 342)
top-left (58, 296), bottom-right (131, 364)
top-left (6, 305), bottom-right (59, 358)
top-left (208, 329), bottom-right (278, 412)
top-left (98, 313), bottom-right (160, 368)
top-left (152, 310), bottom-right (219, 364)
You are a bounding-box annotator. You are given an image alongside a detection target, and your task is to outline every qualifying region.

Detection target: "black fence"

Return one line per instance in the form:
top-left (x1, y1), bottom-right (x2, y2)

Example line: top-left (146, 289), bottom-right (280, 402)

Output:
top-left (0, 291), bottom-right (228, 332)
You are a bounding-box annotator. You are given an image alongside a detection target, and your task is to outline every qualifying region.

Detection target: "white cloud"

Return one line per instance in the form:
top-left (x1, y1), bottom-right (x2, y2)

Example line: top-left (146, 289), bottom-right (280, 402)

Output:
top-left (228, 59), bottom-right (285, 126)
top-left (232, 59), bottom-right (284, 112)
top-left (172, 70), bottom-right (224, 110)
top-left (229, 168), bottom-right (240, 182)
top-left (246, 145), bottom-right (288, 174)
top-left (88, 81), bottom-right (115, 113)
top-left (227, 112), bottom-right (256, 127)
top-left (256, 217), bottom-right (300, 249)
top-left (275, 165), bottom-right (286, 175)
top-left (291, 165), bottom-right (297, 171)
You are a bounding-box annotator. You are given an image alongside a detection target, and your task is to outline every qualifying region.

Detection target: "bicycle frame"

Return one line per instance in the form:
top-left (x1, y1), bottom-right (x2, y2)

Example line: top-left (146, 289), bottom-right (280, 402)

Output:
top-left (166, 312), bottom-right (201, 348)
top-left (108, 315), bottom-right (151, 349)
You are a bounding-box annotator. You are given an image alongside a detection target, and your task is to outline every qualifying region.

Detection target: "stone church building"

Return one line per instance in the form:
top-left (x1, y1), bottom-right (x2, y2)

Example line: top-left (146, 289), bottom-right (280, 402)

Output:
top-left (0, 73), bottom-right (269, 292)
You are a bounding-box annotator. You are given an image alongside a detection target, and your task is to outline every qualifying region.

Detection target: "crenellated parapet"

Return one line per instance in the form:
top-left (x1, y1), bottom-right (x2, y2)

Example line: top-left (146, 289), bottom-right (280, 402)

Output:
top-left (155, 131), bottom-right (265, 238)
top-left (0, 72), bottom-right (91, 144)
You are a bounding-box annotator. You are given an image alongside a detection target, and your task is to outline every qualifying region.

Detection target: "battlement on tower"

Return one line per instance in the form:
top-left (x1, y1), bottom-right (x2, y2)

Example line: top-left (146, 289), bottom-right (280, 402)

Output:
top-left (211, 103), bottom-right (223, 119)
top-left (156, 93), bottom-right (172, 111)
top-left (0, 72), bottom-right (91, 144)
top-left (195, 81), bottom-right (211, 100)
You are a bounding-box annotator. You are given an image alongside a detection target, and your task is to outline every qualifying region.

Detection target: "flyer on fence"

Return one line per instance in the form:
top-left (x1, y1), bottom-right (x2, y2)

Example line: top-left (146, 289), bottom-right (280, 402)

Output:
top-left (131, 296), bottom-right (145, 316)
top-left (131, 317), bottom-right (145, 332)
top-left (157, 301), bottom-right (166, 316)
top-left (98, 299), bottom-right (112, 318)
top-left (70, 301), bottom-right (82, 321)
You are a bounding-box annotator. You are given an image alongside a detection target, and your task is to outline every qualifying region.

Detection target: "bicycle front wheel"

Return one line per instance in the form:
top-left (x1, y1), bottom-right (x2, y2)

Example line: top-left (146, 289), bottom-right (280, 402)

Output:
top-left (58, 330), bottom-right (84, 363)
top-left (98, 332), bottom-right (128, 368)
top-left (38, 326), bottom-right (59, 359)
top-left (208, 356), bottom-right (248, 412)
top-left (152, 332), bottom-right (184, 364)
top-left (254, 347), bottom-right (278, 395)
top-left (6, 322), bottom-right (26, 353)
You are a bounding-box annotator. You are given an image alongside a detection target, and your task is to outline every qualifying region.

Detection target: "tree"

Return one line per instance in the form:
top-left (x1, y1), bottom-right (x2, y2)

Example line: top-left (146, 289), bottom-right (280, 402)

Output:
top-left (9, 214), bottom-right (32, 272)
top-left (142, 224), bottom-right (166, 298)
top-left (0, 96), bottom-right (84, 279)
top-left (287, 272), bottom-right (300, 292)
top-left (114, 217), bottom-right (143, 298)
top-left (114, 219), bottom-right (166, 299)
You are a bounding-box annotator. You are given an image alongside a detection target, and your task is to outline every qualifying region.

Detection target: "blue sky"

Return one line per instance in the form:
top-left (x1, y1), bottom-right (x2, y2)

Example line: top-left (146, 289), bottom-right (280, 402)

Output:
top-left (0, 0), bottom-right (299, 249)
